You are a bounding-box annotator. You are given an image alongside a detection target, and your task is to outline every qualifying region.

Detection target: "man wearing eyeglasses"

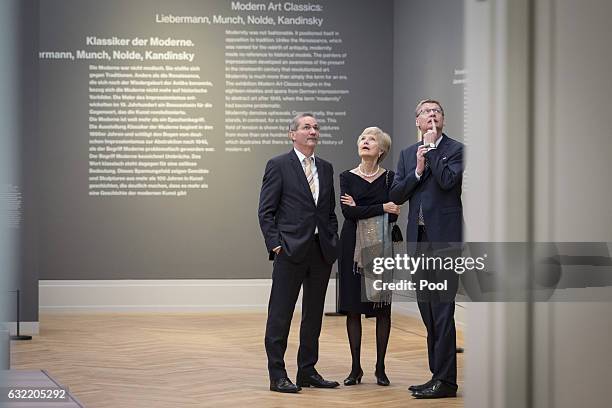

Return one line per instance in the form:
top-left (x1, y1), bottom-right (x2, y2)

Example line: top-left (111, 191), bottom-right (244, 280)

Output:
top-left (258, 112), bottom-right (340, 393)
top-left (390, 99), bottom-right (464, 399)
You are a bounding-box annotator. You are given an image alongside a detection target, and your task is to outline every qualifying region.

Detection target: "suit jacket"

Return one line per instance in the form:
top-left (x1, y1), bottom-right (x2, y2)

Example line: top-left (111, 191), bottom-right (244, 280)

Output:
top-left (258, 149), bottom-right (339, 264)
top-left (389, 134), bottom-right (464, 254)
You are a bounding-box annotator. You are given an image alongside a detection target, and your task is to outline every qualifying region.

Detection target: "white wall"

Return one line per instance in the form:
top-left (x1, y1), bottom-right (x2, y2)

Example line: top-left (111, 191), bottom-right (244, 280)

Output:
top-left (464, 0), bottom-right (612, 407)
top-left (532, 1), bottom-right (612, 407)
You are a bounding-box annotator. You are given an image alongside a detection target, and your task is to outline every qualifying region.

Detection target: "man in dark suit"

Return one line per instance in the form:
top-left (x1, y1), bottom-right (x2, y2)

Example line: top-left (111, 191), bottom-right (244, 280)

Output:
top-left (390, 99), bottom-right (464, 399)
top-left (258, 113), bottom-right (340, 393)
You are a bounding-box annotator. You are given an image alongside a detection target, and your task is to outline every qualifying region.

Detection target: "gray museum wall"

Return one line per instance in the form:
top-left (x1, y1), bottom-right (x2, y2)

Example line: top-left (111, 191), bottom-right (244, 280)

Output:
top-left (18, 0), bottom-right (465, 321)
top-left (3, 0), bottom-right (39, 327)
top-left (35, 0), bottom-right (393, 285)
top-left (392, 0), bottom-right (464, 231)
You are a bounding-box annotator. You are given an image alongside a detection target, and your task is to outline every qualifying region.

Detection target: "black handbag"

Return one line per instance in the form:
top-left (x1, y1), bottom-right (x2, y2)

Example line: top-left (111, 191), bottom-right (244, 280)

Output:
top-left (385, 171), bottom-right (403, 243)
top-left (391, 224), bottom-right (403, 243)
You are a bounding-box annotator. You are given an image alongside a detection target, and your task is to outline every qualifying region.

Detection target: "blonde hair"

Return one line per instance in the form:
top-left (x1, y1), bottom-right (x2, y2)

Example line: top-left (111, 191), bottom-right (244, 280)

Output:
top-left (357, 127), bottom-right (392, 163)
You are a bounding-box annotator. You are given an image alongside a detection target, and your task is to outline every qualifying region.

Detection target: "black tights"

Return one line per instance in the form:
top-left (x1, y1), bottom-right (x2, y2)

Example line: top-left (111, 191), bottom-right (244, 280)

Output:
top-left (346, 306), bottom-right (391, 375)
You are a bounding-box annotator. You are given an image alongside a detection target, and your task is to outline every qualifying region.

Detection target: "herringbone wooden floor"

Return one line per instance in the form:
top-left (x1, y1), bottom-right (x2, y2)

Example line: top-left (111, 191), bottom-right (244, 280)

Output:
top-left (11, 312), bottom-right (463, 407)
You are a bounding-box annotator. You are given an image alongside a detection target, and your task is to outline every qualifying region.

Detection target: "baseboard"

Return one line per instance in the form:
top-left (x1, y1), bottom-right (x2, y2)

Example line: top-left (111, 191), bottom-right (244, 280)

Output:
top-left (39, 279), bottom-right (467, 326)
top-left (3, 321), bottom-right (40, 336)
top-left (39, 279), bottom-right (337, 313)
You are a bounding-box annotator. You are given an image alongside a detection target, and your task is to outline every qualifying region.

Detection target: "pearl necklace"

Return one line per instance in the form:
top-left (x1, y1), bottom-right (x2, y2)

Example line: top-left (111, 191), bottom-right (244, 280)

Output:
top-left (357, 163), bottom-right (380, 178)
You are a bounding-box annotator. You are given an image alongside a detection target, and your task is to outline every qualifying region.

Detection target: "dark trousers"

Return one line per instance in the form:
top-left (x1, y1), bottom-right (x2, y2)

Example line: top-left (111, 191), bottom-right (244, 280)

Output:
top-left (415, 226), bottom-right (458, 387)
top-left (265, 236), bottom-right (332, 380)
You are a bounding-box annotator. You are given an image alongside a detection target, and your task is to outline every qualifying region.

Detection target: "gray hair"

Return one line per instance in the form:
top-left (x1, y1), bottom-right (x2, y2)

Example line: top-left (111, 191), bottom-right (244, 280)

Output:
top-left (357, 126), bottom-right (392, 164)
top-left (288, 112), bottom-right (316, 131)
top-left (414, 99), bottom-right (444, 117)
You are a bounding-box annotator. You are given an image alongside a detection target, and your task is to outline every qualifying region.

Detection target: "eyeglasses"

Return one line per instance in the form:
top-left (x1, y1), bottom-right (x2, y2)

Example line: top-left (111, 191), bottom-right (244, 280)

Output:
top-left (417, 108), bottom-right (443, 116)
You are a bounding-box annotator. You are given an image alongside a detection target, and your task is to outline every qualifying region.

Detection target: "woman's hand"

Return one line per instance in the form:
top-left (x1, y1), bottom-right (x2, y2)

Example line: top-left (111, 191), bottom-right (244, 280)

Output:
top-left (341, 193), bottom-right (356, 206)
top-left (383, 202), bottom-right (400, 215)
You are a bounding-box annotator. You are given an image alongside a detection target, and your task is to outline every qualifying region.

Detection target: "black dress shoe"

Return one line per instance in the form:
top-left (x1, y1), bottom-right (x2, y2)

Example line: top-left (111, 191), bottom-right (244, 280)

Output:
top-left (296, 373), bottom-right (340, 388)
top-left (408, 378), bottom-right (435, 392)
top-left (343, 369), bottom-right (363, 386)
top-left (270, 377), bottom-right (301, 393)
top-left (411, 380), bottom-right (457, 399)
top-left (375, 370), bottom-right (390, 386)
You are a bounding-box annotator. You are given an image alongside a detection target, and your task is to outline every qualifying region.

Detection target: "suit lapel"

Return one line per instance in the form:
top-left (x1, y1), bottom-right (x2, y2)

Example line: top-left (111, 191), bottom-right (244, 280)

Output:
top-left (434, 134), bottom-right (451, 170)
top-left (315, 159), bottom-right (327, 207)
top-left (422, 135), bottom-right (449, 181)
top-left (289, 150), bottom-right (316, 205)
top-left (436, 134), bottom-right (449, 156)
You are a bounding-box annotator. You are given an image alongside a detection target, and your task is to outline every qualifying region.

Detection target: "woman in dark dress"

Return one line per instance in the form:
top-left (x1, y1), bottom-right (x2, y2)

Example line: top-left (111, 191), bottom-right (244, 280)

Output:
top-left (339, 127), bottom-right (400, 386)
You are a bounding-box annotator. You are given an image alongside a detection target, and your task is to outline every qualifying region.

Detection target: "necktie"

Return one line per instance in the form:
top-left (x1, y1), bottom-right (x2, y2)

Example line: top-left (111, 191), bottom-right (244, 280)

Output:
top-left (418, 158), bottom-right (429, 225)
top-left (303, 157), bottom-right (316, 198)
top-left (418, 204), bottom-right (426, 225)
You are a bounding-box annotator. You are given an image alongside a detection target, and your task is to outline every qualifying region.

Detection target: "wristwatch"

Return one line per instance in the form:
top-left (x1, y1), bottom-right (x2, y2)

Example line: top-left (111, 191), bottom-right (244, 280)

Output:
top-left (427, 142), bottom-right (436, 149)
